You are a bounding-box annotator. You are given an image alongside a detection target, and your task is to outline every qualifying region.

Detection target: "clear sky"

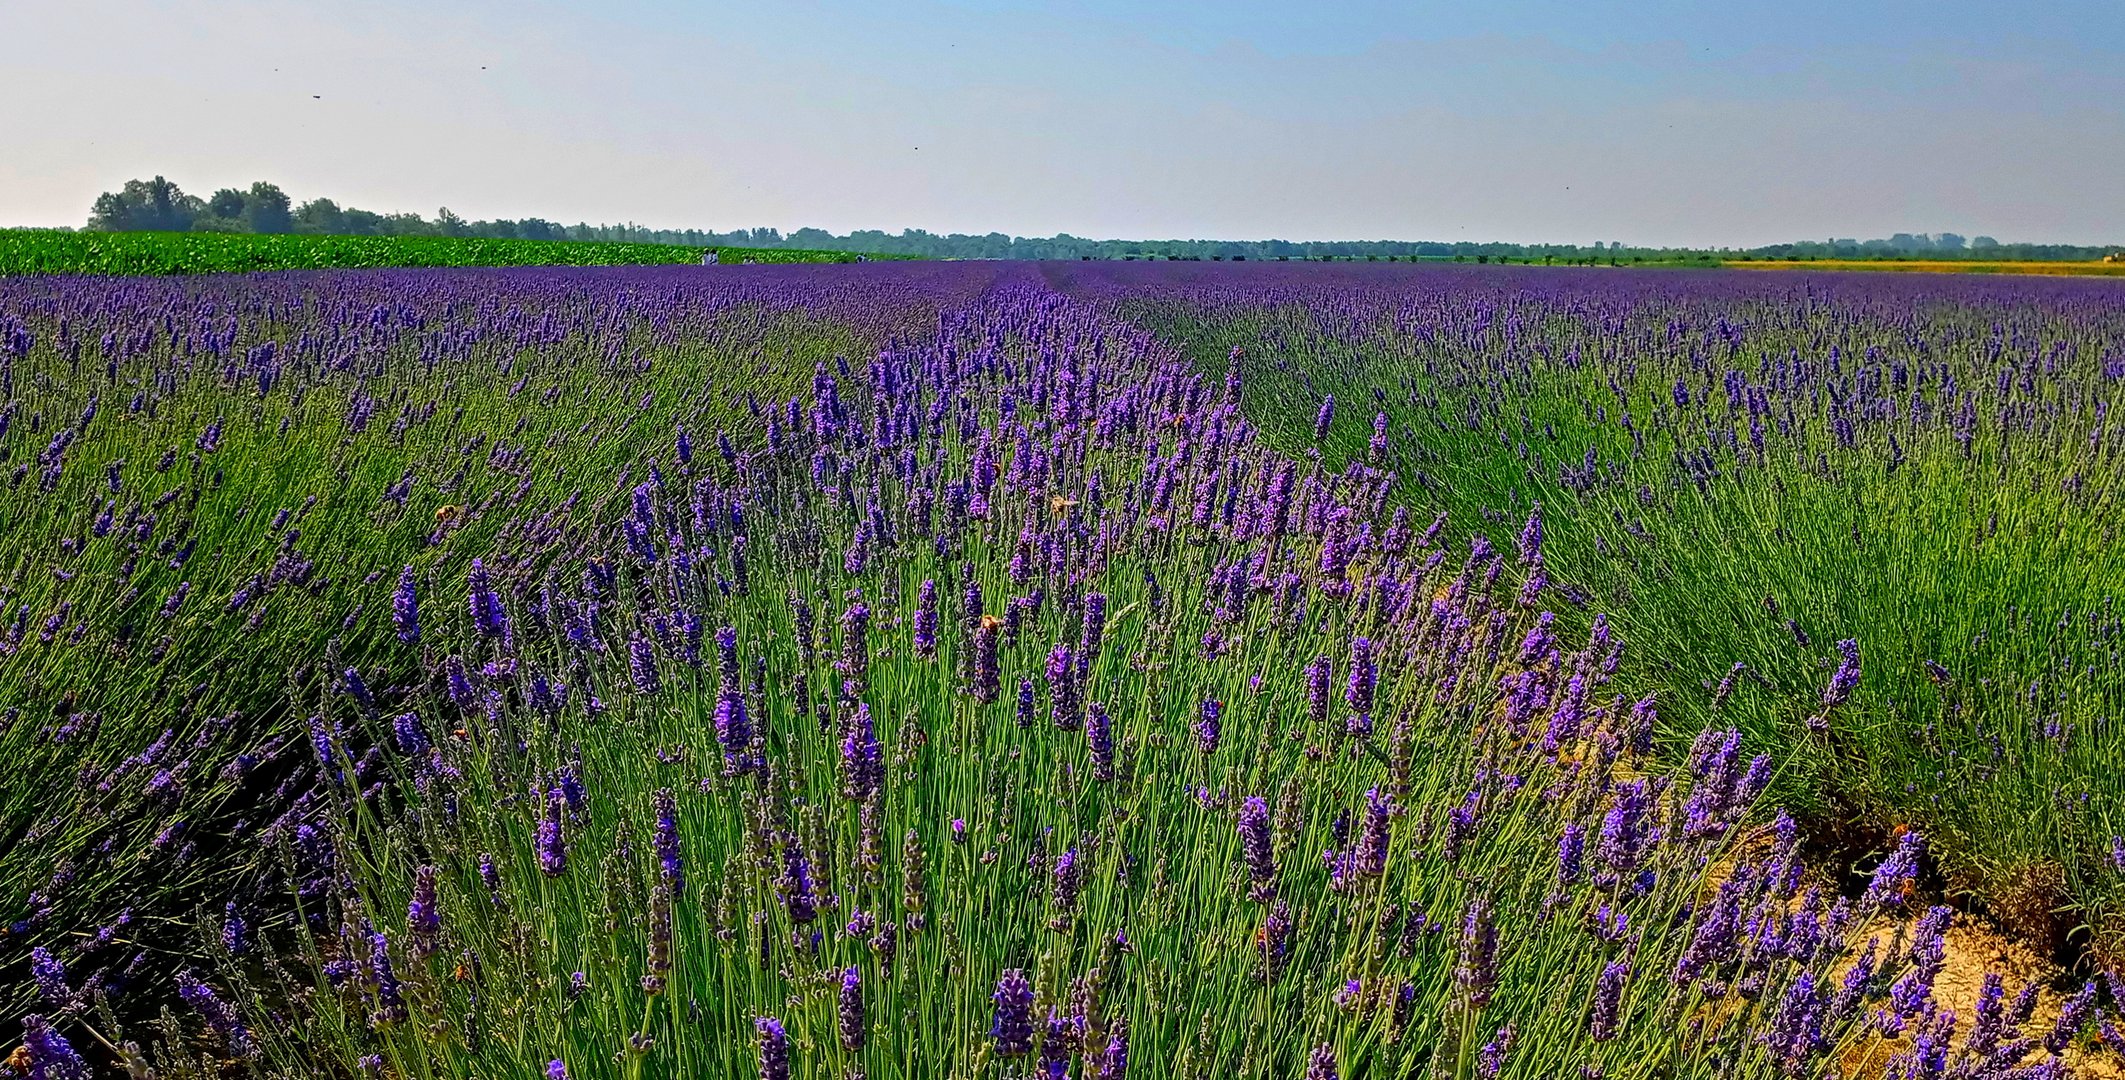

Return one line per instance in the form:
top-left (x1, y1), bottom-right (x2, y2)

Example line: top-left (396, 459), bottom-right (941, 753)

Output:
top-left (4, 0), bottom-right (2122, 247)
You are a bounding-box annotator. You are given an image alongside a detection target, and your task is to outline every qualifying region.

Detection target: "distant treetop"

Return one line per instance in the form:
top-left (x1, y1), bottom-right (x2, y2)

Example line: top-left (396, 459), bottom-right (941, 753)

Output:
top-left (78, 175), bottom-right (2122, 263)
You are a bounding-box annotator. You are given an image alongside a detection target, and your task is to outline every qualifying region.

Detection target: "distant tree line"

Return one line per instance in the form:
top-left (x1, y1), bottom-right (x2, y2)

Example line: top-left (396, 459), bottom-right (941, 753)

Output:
top-left (1731, 233), bottom-right (2119, 263)
top-left (69, 176), bottom-right (2123, 262)
top-left (85, 176), bottom-right (567, 240)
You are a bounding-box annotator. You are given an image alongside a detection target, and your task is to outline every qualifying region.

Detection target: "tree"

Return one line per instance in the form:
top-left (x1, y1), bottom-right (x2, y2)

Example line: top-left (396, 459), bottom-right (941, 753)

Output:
top-left (207, 188), bottom-right (248, 220)
top-left (87, 176), bottom-right (202, 232)
top-left (435, 207), bottom-right (469, 236)
top-left (342, 208), bottom-right (385, 236)
top-left (244, 182), bottom-right (293, 233)
top-left (293, 197), bottom-right (348, 235)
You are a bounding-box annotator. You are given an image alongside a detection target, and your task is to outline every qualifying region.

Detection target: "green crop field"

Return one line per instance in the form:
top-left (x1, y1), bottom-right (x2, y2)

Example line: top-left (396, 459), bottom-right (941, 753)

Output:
top-left (0, 230), bottom-right (898, 277)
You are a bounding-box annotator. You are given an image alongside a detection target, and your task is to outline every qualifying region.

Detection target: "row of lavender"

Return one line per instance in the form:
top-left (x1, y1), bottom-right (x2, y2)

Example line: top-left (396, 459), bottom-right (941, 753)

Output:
top-left (2, 263), bottom-right (2114, 1077)
top-left (1077, 262), bottom-right (2125, 960)
top-left (0, 264), bottom-right (975, 1016)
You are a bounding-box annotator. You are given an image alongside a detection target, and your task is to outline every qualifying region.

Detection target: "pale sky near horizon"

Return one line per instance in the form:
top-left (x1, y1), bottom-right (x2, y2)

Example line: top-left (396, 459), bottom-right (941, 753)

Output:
top-left (4, 0), bottom-right (2122, 247)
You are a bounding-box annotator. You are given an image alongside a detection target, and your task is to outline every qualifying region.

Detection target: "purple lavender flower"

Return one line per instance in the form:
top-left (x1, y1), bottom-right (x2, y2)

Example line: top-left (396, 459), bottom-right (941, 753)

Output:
top-left (1557, 822), bottom-right (1586, 886)
top-left (392, 565), bottom-right (419, 643)
top-left (1099, 1016), bottom-right (1129, 1079)
top-left (1624, 694), bottom-right (1657, 755)
top-left (780, 843), bottom-right (818, 924)
top-left (1261, 899), bottom-right (1295, 978)
top-left (1195, 698), bottom-right (1222, 756)
top-left (839, 603), bottom-right (871, 690)
top-left (547, 1062), bottom-right (568, 1080)
top-left (2037, 980), bottom-right (2096, 1057)
top-left (1517, 557), bottom-right (1549, 607)
top-left (1589, 960), bottom-right (1629, 1041)
top-left (1356, 788), bottom-right (1391, 878)
top-left (1470, 534), bottom-right (1495, 565)
top-left (838, 966), bottom-right (865, 1051)
top-left (1087, 701), bottom-right (1116, 782)
top-left (842, 703), bottom-right (883, 802)
top-left (1320, 506), bottom-right (1354, 585)
top-left (1239, 796), bottom-right (1275, 897)
top-left (467, 559), bottom-right (509, 640)
top-left (993, 969), bottom-right (1036, 1056)
top-left (391, 712), bottom-right (429, 756)
top-left (177, 970), bottom-right (258, 1057)
top-left (368, 932), bottom-right (407, 1026)
top-left (973, 621), bottom-right (1001, 703)
top-left (1817, 638), bottom-right (1861, 724)
top-left (469, 855), bottom-right (504, 906)
top-left (643, 882), bottom-right (673, 995)
top-left (1051, 847), bottom-right (1082, 922)
top-left (1761, 969), bottom-right (1827, 1069)
top-left (913, 579), bottom-right (938, 659)
top-left (716, 689), bottom-right (752, 770)
top-left (407, 865), bottom-right (441, 958)
top-left (1047, 644), bottom-right (1082, 730)
top-left (158, 581), bottom-right (190, 618)
top-left (341, 666), bottom-right (378, 713)
top-left (1517, 503), bottom-right (1544, 564)
top-left (628, 634), bottom-right (660, 695)
top-left (1313, 394), bottom-right (1335, 443)
top-left (1598, 779), bottom-right (1652, 879)
top-left (962, 576), bottom-right (985, 631)
top-left (1475, 1025), bottom-right (1512, 1079)
top-left (1345, 637), bottom-right (1376, 735)
top-left (222, 901), bottom-right (248, 956)
top-left (29, 947), bottom-right (67, 1006)
top-left (1040, 1009), bottom-right (1071, 1080)
top-left (1518, 612), bottom-right (1556, 666)
top-left (1455, 897), bottom-right (1498, 1008)
top-left (1079, 593), bottom-right (1108, 674)
top-left (20, 1014), bottom-right (90, 1080)
top-left (1673, 881), bottom-right (1742, 987)
top-left (1832, 938), bottom-right (1879, 1023)
top-left (757, 1016), bottom-right (790, 1080)
top-left (716, 624), bottom-right (740, 687)
top-left (1305, 1042), bottom-right (1338, 1080)
top-left (1862, 830), bottom-right (1923, 909)
top-left (443, 654), bottom-right (478, 710)
top-left (1887, 906), bottom-right (1952, 1019)
top-left (653, 788), bottom-right (684, 893)
top-left (1305, 655), bottom-right (1333, 729)
top-left (537, 788), bottom-right (568, 876)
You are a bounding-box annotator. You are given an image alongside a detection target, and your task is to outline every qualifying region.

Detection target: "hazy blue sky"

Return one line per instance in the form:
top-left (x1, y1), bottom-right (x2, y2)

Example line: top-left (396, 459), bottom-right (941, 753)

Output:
top-left (5, 0), bottom-right (2122, 246)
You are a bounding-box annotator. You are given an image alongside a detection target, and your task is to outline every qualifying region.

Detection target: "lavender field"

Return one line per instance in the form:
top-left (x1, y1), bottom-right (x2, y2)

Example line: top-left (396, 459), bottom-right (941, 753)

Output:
top-left (3, 260), bottom-right (2122, 1079)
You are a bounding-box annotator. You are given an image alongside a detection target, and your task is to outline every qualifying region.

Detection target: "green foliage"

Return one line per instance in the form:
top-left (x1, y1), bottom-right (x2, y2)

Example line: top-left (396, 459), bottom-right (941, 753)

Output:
top-left (87, 176), bottom-right (206, 233)
top-left (0, 231), bottom-right (894, 276)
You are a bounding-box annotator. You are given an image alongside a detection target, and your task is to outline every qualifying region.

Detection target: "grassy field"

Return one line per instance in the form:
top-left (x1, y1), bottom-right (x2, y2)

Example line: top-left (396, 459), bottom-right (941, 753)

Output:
top-left (3, 260), bottom-right (2121, 1080)
top-left (0, 230), bottom-right (897, 276)
top-left (1731, 258), bottom-right (2125, 277)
